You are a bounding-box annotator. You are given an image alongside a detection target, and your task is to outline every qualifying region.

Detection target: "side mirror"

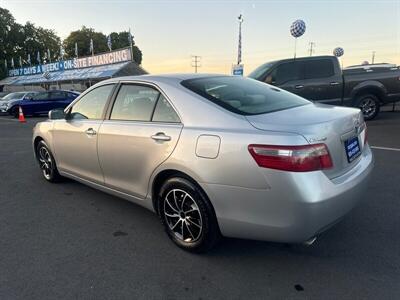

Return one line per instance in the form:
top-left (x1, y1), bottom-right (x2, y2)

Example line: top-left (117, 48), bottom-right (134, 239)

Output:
top-left (48, 109), bottom-right (66, 120)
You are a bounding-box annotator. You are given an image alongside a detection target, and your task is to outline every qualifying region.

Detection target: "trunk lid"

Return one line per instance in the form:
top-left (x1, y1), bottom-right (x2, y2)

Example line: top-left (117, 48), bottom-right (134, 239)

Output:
top-left (245, 103), bottom-right (366, 179)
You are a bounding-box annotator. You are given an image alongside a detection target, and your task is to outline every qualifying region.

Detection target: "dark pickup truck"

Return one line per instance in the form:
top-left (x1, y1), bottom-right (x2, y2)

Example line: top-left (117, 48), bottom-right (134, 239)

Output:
top-left (248, 56), bottom-right (400, 120)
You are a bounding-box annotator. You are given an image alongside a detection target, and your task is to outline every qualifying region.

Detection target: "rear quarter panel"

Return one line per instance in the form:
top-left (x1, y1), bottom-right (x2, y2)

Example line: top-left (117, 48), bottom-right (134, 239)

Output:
top-left (152, 125), bottom-right (308, 192)
top-left (344, 70), bottom-right (400, 104)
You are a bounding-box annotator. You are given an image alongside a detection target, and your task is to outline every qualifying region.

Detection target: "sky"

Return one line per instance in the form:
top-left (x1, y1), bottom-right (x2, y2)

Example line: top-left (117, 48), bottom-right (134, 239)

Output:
top-left (1, 0), bottom-right (399, 74)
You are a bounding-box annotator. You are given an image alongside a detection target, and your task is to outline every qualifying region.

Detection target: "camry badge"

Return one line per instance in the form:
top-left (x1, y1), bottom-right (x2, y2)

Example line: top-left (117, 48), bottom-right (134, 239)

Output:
top-left (308, 136), bottom-right (327, 143)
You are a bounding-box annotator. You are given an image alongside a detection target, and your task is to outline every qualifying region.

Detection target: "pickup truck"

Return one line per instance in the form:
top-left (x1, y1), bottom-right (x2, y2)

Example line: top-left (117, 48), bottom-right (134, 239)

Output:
top-left (248, 55), bottom-right (400, 120)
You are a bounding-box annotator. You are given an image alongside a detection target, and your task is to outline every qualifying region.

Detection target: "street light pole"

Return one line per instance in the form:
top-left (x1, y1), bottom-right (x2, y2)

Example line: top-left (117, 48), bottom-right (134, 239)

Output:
top-left (237, 14), bottom-right (243, 65)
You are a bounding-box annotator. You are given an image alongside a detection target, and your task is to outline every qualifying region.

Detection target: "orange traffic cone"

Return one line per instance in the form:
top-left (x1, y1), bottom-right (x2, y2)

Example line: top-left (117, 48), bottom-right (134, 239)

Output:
top-left (18, 106), bottom-right (26, 123)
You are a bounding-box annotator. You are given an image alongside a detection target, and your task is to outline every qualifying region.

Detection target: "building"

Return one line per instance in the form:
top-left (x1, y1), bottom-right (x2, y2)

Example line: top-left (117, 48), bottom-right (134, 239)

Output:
top-left (0, 47), bottom-right (147, 92)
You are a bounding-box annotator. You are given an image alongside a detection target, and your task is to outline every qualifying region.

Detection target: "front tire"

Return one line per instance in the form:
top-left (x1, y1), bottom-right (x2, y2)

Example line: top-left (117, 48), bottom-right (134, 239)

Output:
top-left (36, 141), bottom-right (61, 182)
top-left (158, 177), bottom-right (220, 252)
top-left (10, 106), bottom-right (19, 118)
top-left (356, 94), bottom-right (380, 120)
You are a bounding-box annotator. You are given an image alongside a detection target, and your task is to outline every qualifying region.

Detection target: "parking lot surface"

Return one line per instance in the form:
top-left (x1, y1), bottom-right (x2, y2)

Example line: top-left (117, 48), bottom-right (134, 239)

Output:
top-left (0, 110), bottom-right (399, 299)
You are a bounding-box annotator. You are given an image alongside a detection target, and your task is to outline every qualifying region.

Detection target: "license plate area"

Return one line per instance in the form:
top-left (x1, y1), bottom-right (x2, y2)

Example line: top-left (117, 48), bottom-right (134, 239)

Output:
top-left (344, 136), bottom-right (361, 163)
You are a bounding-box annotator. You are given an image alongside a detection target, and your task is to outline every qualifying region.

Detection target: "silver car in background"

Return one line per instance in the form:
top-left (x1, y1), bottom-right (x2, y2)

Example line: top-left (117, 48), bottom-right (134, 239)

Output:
top-left (33, 74), bottom-right (374, 252)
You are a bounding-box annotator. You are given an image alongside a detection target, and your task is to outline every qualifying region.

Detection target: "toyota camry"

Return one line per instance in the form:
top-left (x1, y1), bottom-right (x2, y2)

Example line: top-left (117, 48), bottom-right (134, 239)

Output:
top-left (32, 74), bottom-right (374, 252)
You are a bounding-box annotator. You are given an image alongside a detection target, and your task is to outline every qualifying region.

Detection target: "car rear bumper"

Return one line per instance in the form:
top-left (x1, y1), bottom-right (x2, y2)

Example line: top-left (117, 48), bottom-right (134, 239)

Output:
top-left (202, 145), bottom-right (374, 243)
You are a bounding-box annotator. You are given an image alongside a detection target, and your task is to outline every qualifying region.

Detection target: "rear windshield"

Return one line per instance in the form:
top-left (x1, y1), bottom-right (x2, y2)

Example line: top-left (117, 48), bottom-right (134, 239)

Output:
top-left (248, 62), bottom-right (274, 80)
top-left (181, 76), bottom-right (310, 115)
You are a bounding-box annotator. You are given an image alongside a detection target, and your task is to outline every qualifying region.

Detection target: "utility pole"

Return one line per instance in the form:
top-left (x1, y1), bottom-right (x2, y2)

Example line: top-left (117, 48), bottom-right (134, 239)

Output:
top-left (191, 55), bottom-right (201, 73)
top-left (308, 42), bottom-right (315, 56)
top-left (371, 51), bottom-right (376, 64)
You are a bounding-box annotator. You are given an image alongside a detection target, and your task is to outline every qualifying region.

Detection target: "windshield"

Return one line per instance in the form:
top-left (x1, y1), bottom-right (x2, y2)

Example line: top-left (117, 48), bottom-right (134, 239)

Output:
top-left (181, 76), bottom-right (310, 115)
top-left (248, 62), bottom-right (275, 80)
top-left (2, 92), bottom-right (27, 100)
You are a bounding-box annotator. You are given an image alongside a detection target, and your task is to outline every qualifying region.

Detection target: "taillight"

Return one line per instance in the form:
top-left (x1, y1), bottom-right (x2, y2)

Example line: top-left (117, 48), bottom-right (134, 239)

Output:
top-left (248, 143), bottom-right (333, 172)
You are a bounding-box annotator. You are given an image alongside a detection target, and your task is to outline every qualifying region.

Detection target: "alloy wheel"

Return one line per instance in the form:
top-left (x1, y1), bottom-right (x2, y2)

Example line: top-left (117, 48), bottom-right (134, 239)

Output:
top-left (359, 98), bottom-right (376, 119)
top-left (163, 189), bottom-right (203, 243)
top-left (38, 146), bottom-right (53, 180)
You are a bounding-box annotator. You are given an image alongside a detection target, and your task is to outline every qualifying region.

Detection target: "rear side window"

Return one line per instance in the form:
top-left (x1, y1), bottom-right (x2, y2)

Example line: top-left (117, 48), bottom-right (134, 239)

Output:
top-left (32, 92), bottom-right (49, 100)
top-left (152, 95), bottom-right (180, 123)
top-left (70, 84), bottom-right (115, 120)
top-left (50, 91), bottom-right (67, 100)
top-left (274, 62), bottom-right (302, 84)
top-left (110, 84), bottom-right (159, 121)
top-left (181, 76), bottom-right (309, 115)
top-left (303, 59), bottom-right (334, 79)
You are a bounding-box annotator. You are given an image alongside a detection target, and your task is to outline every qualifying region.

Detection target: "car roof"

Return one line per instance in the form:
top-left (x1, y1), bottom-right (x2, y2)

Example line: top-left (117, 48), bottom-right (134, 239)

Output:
top-left (100, 73), bottom-right (228, 85)
top-left (272, 55), bottom-right (336, 65)
top-left (48, 89), bottom-right (77, 93)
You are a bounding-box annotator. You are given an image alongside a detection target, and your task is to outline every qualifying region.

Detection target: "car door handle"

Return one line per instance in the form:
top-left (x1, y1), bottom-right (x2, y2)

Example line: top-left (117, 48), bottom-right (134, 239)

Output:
top-left (295, 85), bottom-right (304, 89)
top-left (85, 128), bottom-right (97, 136)
top-left (330, 82), bottom-right (340, 86)
top-left (151, 132), bottom-right (171, 142)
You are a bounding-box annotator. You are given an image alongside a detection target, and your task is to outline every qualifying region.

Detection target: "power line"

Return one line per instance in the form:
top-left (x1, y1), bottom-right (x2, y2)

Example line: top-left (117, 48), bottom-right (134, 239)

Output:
top-left (191, 55), bottom-right (201, 73)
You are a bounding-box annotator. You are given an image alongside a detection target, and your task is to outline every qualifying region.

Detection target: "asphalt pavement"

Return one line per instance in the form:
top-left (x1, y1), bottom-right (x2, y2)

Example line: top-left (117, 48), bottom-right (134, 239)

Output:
top-left (0, 110), bottom-right (399, 300)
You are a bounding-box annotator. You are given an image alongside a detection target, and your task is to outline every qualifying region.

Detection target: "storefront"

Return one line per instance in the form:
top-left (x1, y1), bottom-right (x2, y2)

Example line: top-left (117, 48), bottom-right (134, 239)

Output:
top-left (0, 48), bottom-right (147, 92)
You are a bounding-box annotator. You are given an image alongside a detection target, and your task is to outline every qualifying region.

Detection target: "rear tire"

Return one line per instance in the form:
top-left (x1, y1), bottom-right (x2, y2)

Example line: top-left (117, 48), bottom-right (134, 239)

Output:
top-left (36, 140), bottom-right (62, 182)
top-left (158, 177), bottom-right (220, 252)
top-left (355, 94), bottom-right (380, 120)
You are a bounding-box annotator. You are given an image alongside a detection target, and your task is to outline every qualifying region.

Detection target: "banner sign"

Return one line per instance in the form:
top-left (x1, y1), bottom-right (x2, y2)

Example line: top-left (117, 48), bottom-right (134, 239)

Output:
top-left (232, 64), bottom-right (244, 76)
top-left (9, 48), bottom-right (131, 77)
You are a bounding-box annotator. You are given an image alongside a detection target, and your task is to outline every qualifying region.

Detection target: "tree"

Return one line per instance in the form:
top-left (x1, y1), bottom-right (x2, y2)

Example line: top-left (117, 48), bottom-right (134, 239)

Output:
top-left (108, 31), bottom-right (142, 64)
top-left (0, 7), bottom-right (61, 78)
top-left (0, 7), bottom-right (144, 80)
top-left (21, 22), bottom-right (61, 63)
top-left (0, 7), bottom-right (17, 77)
top-left (64, 28), bottom-right (143, 64)
top-left (63, 26), bottom-right (108, 58)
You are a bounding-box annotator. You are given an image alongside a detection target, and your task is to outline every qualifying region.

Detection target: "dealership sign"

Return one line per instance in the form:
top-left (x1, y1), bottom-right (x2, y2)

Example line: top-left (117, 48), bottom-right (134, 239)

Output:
top-left (232, 64), bottom-right (244, 76)
top-left (9, 48), bottom-right (132, 77)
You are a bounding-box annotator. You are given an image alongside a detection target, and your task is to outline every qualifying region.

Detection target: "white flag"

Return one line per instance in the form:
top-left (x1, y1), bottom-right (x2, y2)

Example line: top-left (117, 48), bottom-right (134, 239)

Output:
top-left (89, 39), bottom-right (94, 55)
top-left (60, 46), bottom-right (65, 59)
top-left (128, 28), bottom-right (133, 45)
top-left (107, 35), bottom-right (112, 51)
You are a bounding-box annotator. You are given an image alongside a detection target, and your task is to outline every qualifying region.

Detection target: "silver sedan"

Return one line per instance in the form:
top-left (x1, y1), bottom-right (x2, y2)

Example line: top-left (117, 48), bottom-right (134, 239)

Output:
top-left (33, 74), bottom-right (374, 252)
